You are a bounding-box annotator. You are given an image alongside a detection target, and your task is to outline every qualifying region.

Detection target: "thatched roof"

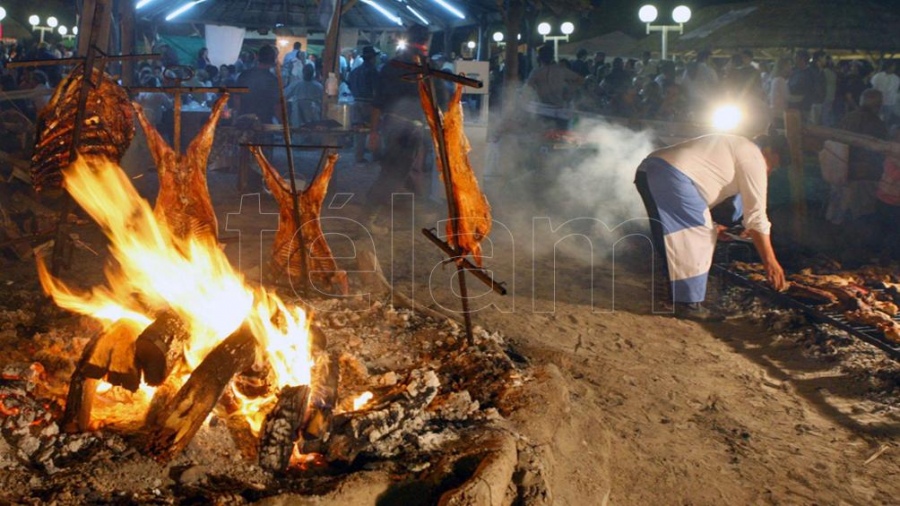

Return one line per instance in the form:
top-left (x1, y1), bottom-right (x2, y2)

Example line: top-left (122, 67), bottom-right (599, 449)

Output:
top-left (135, 0), bottom-right (500, 32)
top-left (637, 0), bottom-right (900, 57)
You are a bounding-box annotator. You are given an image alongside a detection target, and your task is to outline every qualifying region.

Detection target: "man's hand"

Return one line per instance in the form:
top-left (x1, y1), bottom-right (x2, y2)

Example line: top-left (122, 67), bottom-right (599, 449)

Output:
top-left (748, 229), bottom-right (787, 291)
top-left (765, 260), bottom-right (787, 292)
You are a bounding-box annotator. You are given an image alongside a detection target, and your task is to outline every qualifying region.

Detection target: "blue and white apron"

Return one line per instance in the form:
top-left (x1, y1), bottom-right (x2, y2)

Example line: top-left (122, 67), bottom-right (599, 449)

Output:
top-left (643, 157), bottom-right (718, 303)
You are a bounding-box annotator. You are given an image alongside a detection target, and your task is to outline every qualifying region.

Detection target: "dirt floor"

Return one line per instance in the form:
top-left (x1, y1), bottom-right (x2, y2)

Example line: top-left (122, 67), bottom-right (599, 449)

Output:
top-left (1, 133), bottom-right (899, 505)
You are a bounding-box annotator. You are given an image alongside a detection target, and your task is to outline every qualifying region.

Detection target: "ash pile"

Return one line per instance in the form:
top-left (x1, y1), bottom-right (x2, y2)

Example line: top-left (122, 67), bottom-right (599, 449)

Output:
top-left (717, 284), bottom-right (900, 412)
top-left (0, 286), bottom-right (545, 505)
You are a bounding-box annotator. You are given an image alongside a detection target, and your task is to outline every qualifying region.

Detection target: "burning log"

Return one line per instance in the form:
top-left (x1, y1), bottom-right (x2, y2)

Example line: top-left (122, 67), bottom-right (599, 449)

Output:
top-left (144, 323), bottom-right (257, 461)
top-left (134, 309), bottom-right (190, 386)
top-left (324, 369), bottom-right (441, 465)
top-left (258, 385), bottom-right (311, 473)
top-left (61, 319), bottom-right (145, 432)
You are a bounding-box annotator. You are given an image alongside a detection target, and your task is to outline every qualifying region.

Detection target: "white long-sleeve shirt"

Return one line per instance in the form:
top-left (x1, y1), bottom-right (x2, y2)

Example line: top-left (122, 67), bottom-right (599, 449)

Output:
top-left (650, 134), bottom-right (772, 235)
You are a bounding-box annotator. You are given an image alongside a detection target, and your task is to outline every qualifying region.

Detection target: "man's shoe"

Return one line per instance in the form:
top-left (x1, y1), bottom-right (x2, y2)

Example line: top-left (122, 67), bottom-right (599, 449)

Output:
top-left (673, 302), bottom-right (725, 322)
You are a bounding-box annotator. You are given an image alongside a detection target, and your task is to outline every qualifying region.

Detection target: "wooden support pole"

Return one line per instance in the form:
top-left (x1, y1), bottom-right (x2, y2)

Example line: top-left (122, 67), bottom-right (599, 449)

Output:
top-left (783, 109), bottom-right (807, 238)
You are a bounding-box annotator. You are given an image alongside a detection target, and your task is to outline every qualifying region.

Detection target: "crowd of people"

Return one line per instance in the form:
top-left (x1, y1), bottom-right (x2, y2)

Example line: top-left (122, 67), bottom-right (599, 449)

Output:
top-left (525, 47), bottom-right (897, 133)
top-left (0, 40), bottom-right (74, 120)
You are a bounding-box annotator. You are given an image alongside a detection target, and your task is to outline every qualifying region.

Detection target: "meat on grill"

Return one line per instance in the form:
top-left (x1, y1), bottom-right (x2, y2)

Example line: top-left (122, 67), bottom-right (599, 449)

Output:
top-left (419, 82), bottom-right (492, 266)
top-left (845, 299), bottom-right (900, 344)
top-left (250, 147), bottom-right (348, 295)
top-left (786, 282), bottom-right (839, 305)
top-left (132, 93), bottom-right (229, 244)
top-left (31, 64), bottom-right (135, 192)
top-left (733, 261), bottom-right (900, 343)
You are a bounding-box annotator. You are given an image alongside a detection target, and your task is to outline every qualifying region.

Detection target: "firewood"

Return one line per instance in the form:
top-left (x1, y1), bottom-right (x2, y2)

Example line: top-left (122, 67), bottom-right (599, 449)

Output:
top-left (258, 384), bottom-right (311, 473)
top-left (134, 309), bottom-right (190, 386)
top-left (81, 319), bottom-right (144, 391)
top-left (324, 369), bottom-right (441, 465)
top-left (63, 318), bottom-right (145, 431)
top-left (144, 324), bottom-right (257, 462)
top-left (303, 350), bottom-right (339, 441)
top-left (61, 375), bottom-right (98, 433)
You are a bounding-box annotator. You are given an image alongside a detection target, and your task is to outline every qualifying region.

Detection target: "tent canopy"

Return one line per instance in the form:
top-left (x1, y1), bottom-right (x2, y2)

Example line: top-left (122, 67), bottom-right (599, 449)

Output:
top-left (136, 0), bottom-right (501, 33)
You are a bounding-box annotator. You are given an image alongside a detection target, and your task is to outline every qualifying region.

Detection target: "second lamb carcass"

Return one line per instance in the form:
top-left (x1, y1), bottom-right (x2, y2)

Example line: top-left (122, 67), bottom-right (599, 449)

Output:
top-left (132, 93), bottom-right (229, 244)
top-left (249, 147), bottom-right (349, 296)
top-left (419, 82), bottom-right (492, 266)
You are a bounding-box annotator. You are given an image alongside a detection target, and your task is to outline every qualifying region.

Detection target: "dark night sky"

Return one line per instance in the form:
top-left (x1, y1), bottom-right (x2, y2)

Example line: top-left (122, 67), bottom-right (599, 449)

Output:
top-left (582, 0), bottom-right (899, 40)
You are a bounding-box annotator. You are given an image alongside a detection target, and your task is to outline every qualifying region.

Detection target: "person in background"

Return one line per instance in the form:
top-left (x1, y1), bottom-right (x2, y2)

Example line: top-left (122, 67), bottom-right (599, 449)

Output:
top-left (839, 88), bottom-right (888, 181)
top-left (592, 51), bottom-right (610, 81)
top-left (234, 44), bottom-right (281, 124)
top-left (365, 23), bottom-right (433, 227)
top-left (196, 47), bottom-right (212, 71)
top-left (870, 59), bottom-right (899, 127)
top-left (570, 48), bottom-right (591, 78)
top-left (282, 41), bottom-right (305, 84)
top-left (284, 62), bottom-right (323, 126)
top-left (787, 49), bottom-right (818, 123)
top-left (347, 45), bottom-right (379, 162)
top-left (217, 64), bottom-right (236, 86)
top-left (525, 44), bottom-right (584, 129)
top-left (634, 134), bottom-right (787, 321)
top-left (136, 75), bottom-right (173, 131)
top-left (767, 57), bottom-right (792, 128)
top-left (234, 50), bottom-right (255, 76)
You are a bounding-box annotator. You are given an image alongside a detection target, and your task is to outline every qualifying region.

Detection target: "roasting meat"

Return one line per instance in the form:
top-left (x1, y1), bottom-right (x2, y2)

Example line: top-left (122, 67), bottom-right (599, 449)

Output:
top-left (786, 282), bottom-right (839, 305)
top-left (419, 82), bottom-right (492, 266)
top-left (732, 260), bottom-right (900, 343)
top-left (31, 64), bottom-right (134, 192)
top-left (132, 93), bottom-right (229, 244)
top-left (250, 148), bottom-right (349, 295)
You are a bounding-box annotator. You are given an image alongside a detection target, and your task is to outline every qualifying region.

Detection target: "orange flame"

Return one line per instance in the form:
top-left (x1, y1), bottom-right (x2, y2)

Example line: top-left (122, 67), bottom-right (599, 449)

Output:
top-left (352, 391), bottom-right (373, 411)
top-left (38, 155), bottom-right (314, 432)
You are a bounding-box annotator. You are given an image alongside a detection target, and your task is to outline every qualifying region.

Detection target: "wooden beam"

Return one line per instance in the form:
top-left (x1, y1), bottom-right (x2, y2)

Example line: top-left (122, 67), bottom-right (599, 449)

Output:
top-left (341, 0), bottom-right (358, 16)
top-left (804, 124), bottom-right (900, 159)
top-left (784, 109), bottom-right (807, 236)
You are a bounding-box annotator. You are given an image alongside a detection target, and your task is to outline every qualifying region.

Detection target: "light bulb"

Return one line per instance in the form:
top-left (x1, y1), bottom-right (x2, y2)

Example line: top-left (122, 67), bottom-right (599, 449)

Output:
top-left (638, 5), bottom-right (658, 23)
top-left (672, 5), bottom-right (691, 23)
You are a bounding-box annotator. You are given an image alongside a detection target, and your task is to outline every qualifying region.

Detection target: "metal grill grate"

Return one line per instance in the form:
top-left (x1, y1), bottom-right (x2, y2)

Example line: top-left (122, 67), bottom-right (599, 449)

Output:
top-left (713, 264), bottom-right (900, 362)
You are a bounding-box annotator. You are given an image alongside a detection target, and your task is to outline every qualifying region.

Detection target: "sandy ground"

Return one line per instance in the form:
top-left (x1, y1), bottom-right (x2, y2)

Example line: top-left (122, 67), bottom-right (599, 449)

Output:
top-left (3, 128), bottom-right (899, 504)
top-left (216, 139), bottom-right (900, 505)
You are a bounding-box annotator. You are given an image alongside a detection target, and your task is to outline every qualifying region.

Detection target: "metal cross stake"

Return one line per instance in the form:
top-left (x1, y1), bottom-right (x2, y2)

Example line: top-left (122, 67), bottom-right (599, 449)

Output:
top-left (390, 59), bottom-right (506, 346)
